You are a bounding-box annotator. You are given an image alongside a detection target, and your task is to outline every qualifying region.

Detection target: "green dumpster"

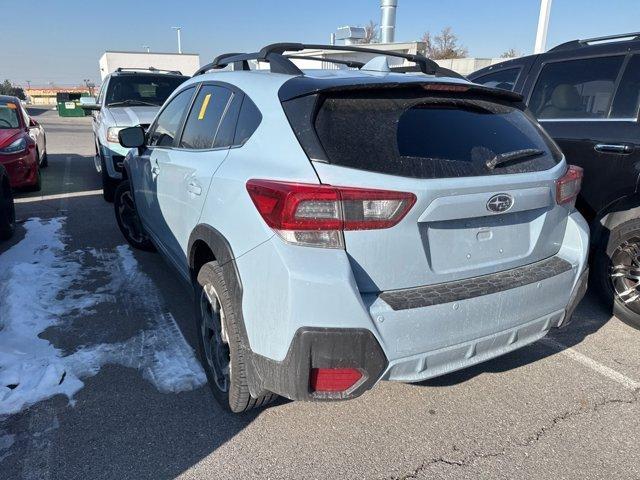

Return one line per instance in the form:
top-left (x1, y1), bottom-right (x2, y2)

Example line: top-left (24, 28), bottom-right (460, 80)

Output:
top-left (56, 92), bottom-right (89, 117)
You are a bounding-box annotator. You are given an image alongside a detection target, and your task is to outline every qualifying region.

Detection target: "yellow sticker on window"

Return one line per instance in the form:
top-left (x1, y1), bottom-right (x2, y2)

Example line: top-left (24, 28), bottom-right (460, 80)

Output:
top-left (198, 93), bottom-right (211, 120)
top-left (5, 103), bottom-right (17, 109)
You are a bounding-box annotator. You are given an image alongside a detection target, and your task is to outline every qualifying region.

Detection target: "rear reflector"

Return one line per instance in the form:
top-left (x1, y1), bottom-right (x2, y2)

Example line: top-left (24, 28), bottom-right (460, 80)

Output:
top-left (309, 368), bottom-right (363, 393)
top-left (246, 179), bottom-right (416, 248)
top-left (556, 165), bottom-right (583, 205)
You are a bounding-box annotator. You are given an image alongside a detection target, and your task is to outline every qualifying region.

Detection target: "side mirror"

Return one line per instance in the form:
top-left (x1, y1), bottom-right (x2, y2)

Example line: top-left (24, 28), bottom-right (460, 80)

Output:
top-left (29, 118), bottom-right (38, 127)
top-left (118, 126), bottom-right (145, 149)
top-left (79, 96), bottom-right (100, 111)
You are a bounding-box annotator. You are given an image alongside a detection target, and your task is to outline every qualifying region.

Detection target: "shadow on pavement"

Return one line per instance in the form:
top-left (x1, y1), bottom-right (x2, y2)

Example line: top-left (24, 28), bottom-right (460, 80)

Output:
top-left (13, 153), bottom-right (101, 200)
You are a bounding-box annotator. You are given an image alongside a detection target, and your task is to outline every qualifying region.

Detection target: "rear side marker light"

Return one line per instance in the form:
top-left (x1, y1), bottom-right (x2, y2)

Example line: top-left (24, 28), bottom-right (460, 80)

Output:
top-left (246, 179), bottom-right (416, 248)
top-left (556, 165), bottom-right (583, 205)
top-left (309, 368), bottom-right (363, 393)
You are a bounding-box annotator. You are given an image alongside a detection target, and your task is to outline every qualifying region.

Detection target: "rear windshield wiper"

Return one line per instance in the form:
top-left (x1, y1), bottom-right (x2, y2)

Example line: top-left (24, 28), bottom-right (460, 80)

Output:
top-left (485, 149), bottom-right (545, 170)
top-left (107, 100), bottom-right (158, 107)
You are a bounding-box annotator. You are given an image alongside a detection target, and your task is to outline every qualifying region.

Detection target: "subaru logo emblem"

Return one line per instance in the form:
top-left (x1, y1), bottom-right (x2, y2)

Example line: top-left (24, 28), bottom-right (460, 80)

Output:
top-left (486, 194), bottom-right (514, 213)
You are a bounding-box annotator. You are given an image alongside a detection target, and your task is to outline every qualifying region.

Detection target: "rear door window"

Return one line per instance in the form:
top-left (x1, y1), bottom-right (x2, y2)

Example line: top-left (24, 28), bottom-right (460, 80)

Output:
top-left (529, 56), bottom-right (625, 119)
top-left (312, 90), bottom-right (561, 179)
top-left (610, 55), bottom-right (640, 119)
top-left (473, 67), bottom-right (521, 91)
top-left (179, 85), bottom-right (233, 150)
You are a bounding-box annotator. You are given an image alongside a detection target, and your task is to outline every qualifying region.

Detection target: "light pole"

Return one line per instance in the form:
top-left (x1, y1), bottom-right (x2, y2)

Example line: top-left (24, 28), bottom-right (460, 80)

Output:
top-left (172, 26), bottom-right (182, 54)
top-left (534, 0), bottom-right (553, 54)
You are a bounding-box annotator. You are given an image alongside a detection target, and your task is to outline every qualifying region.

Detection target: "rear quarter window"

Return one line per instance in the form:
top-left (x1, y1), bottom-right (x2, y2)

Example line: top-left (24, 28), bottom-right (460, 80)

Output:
top-left (312, 90), bottom-right (561, 179)
top-left (473, 67), bottom-right (521, 91)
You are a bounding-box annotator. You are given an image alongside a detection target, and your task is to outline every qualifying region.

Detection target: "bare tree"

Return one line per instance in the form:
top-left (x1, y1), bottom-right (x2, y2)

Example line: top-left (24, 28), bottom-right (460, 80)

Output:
top-left (420, 27), bottom-right (468, 60)
top-left (361, 20), bottom-right (379, 44)
top-left (500, 48), bottom-right (520, 58)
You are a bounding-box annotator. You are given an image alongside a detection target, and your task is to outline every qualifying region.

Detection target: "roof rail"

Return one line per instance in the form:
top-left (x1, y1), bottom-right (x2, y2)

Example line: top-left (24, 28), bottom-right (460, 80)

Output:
top-left (549, 31), bottom-right (640, 52)
top-left (115, 67), bottom-right (183, 75)
top-left (194, 42), bottom-right (463, 79)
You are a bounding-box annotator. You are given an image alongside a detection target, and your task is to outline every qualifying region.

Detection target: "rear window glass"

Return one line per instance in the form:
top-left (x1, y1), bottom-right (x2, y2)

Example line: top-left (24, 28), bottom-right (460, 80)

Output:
top-left (313, 91), bottom-right (561, 179)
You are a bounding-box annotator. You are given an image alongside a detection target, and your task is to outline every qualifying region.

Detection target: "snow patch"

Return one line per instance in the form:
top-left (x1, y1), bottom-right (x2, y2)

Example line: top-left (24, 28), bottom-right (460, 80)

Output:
top-left (0, 218), bottom-right (206, 417)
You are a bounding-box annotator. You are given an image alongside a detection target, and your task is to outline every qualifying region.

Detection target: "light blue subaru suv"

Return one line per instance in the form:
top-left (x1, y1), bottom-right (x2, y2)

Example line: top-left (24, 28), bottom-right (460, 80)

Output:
top-left (114, 43), bottom-right (589, 413)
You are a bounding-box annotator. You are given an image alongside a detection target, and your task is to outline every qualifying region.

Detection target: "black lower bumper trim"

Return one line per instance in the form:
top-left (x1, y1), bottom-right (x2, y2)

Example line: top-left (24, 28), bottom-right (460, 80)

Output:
top-left (380, 256), bottom-right (574, 311)
top-left (249, 328), bottom-right (387, 401)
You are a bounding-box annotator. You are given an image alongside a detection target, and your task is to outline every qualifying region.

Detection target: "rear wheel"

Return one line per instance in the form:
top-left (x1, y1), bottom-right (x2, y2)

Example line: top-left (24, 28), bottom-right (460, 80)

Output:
top-left (100, 153), bottom-right (117, 202)
top-left (113, 180), bottom-right (155, 251)
top-left (595, 218), bottom-right (640, 330)
top-left (195, 261), bottom-right (276, 412)
top-left (0, 176), bottom-right (15, 240)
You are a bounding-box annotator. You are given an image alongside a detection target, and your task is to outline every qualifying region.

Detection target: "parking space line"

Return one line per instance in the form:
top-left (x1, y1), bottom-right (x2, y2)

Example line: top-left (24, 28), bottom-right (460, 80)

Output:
top-left (15, 190), bottom-right (103, 204)
top-left (542, 337), bottom-right (640, 390)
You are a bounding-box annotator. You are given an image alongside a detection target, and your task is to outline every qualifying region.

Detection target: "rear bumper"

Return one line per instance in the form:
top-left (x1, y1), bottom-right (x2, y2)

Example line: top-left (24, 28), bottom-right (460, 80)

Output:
top-left (236, 211), bottom-right (589, 400)
top-left (250, 328), bottom-right (387, 401)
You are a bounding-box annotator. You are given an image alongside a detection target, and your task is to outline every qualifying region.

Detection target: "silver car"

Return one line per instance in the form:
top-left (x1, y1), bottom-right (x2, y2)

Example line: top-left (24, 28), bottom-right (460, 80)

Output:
top-left (81, 68), bottom-right (187, 201)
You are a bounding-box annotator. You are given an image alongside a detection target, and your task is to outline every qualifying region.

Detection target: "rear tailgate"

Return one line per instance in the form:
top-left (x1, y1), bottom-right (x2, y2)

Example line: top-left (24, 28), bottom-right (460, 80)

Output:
top-left (282, 84), bottom-right (568, 293)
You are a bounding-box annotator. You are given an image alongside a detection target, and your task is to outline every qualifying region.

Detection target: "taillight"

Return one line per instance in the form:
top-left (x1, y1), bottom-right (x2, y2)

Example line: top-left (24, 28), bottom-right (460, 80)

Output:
top-left (246, 179), bottom-right (416, 248)
top-left (556, 165), bottom-right (583, 205)
top-left (309, 368), bottom-right (363, 393)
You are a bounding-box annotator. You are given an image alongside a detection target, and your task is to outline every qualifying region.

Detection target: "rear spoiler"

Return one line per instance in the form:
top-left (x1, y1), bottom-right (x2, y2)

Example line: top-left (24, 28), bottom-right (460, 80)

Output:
top-left (278, 77), bottom-right (524, 104)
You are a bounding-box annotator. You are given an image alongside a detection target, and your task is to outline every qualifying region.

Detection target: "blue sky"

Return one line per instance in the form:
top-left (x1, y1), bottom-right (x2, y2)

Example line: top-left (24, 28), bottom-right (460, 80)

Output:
top-left (2, 0), bottom-right (638, 86)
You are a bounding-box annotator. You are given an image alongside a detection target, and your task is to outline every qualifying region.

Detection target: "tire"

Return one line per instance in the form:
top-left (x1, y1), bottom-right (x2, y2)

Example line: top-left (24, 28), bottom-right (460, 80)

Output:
top-left (100, 153), bottom-right (117, 203)
top-left (195, 261), bottom-right (277, 413)
top-left (113, 180), bottom-right (155, 252)
top-left (0, 176), bottom-right (15, 240)
top-left (594, 218), bottom-right (640, 330)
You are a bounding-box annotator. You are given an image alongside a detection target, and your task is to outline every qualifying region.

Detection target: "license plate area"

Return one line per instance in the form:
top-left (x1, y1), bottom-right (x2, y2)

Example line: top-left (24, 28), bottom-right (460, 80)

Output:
top-left (424, 209), bottom-right (543, 274)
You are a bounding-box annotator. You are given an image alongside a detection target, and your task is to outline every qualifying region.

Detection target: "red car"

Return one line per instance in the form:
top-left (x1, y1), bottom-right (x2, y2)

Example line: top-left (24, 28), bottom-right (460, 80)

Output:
top-left (0, 95), bottom-right (46, 191)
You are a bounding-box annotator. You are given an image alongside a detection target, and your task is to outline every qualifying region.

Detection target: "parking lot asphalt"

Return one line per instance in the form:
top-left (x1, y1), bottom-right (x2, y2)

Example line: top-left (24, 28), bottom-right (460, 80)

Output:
top-left (1, 109), bottom-right (639, 480)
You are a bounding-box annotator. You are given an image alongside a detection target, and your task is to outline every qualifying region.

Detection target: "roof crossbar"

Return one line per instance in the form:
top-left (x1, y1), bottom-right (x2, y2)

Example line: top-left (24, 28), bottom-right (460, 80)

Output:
top-left (549, 31), bottom-right (640, 52)
top-left (260, 43), bottom-right (440, 74)
top-left (194, 42), bottom-right (458, 78)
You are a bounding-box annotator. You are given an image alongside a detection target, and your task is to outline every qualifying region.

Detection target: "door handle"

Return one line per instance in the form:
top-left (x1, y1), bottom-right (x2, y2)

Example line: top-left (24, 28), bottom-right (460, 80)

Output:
top-left (187, 181), bottom-right (202, 196)
top-left (594, 143), bottom-right (634, 154)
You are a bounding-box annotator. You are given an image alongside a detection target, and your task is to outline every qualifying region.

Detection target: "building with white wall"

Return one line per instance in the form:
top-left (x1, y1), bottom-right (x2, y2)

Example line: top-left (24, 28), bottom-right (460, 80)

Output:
top-left (98, 51), bottom-right (200, 80)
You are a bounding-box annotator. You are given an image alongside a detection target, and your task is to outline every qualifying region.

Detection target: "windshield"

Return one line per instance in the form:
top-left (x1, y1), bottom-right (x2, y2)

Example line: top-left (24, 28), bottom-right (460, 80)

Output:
top-left (105, 75), bottom-right (187, 107)
top-left (0, 102), bottom-right (21, 129)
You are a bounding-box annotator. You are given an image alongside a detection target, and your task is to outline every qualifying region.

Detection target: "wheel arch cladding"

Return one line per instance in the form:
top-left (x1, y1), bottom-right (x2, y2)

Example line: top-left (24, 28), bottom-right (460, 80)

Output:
top-left (596, 195), bottom-right (640, 248)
